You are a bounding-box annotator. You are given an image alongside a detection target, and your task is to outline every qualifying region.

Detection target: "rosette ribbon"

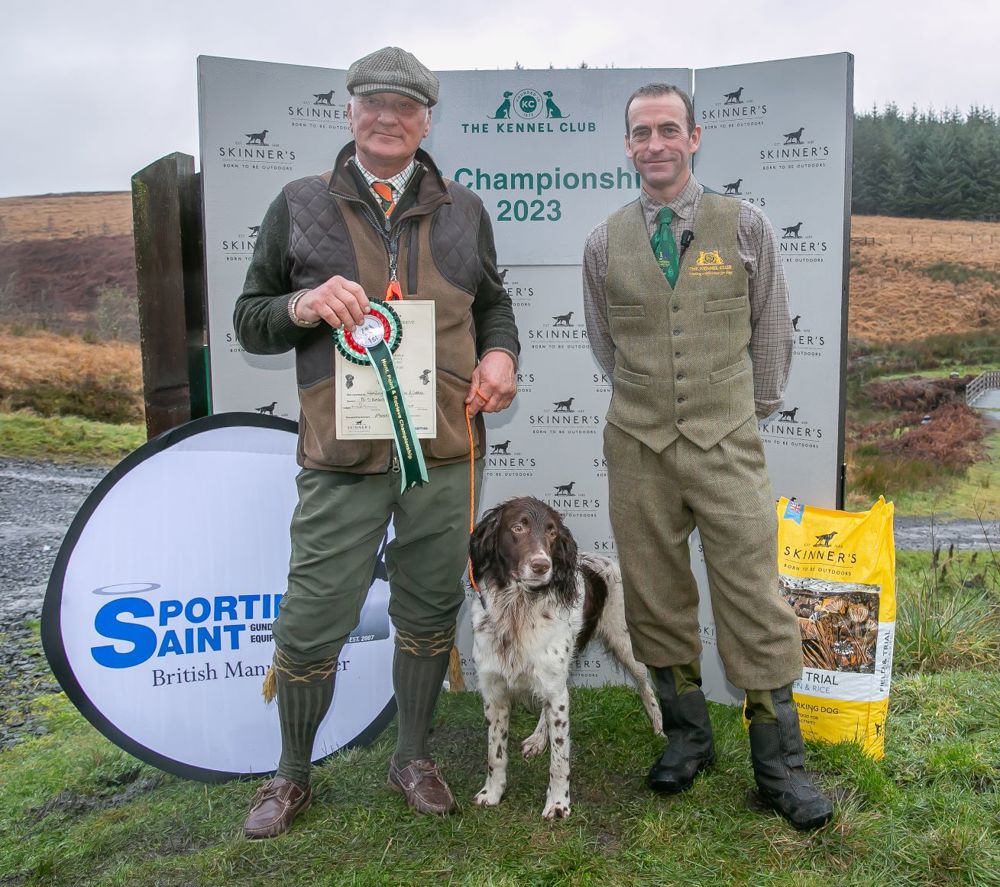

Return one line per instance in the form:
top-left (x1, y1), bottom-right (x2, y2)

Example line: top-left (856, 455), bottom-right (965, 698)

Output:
top-left (334, 302), bottom-right (428, 492)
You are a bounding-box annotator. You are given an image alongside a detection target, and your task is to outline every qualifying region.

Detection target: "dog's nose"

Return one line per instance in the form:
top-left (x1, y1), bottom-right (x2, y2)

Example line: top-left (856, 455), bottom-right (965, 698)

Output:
top-left (530, 556), bottom-right (551, 576)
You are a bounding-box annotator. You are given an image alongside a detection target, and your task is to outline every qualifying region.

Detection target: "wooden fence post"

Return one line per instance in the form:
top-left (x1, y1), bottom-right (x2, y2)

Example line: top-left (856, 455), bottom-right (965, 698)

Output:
top-left (131, 153), bottom-right (208, 439)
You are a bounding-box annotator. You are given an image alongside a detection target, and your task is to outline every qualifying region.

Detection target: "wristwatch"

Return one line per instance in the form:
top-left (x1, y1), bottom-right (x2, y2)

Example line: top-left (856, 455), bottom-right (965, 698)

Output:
top-left (287, 289), bottom-right (320, 328)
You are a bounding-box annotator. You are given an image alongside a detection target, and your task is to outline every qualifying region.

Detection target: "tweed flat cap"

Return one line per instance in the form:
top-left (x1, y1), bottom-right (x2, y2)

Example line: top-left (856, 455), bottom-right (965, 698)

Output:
top-left (346, 46), bottom-right (439, 107)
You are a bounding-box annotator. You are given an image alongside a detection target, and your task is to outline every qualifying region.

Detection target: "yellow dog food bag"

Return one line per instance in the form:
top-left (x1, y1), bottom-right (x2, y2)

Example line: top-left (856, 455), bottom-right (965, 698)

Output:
top-left (776, 496), bottom-right (895, 758)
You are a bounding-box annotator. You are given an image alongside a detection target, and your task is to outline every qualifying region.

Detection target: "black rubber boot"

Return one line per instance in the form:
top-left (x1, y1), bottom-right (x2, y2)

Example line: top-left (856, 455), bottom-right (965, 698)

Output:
top-left (647, 666), bottom-right (715, 794)
top-left (747, 686), bottom-right (834, 830)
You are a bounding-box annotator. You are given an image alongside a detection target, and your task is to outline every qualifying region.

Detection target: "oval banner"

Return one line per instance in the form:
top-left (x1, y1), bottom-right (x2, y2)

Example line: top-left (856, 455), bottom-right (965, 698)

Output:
top-left (42, 413), bottom-right (396, 782)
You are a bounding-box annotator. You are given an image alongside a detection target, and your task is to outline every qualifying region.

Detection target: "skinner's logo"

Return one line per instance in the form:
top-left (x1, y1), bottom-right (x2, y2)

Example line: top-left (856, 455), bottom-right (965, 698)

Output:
top-left (700, 86), bottom-right (767, 129)
top-left (778, 222), bottom-right (828, 259)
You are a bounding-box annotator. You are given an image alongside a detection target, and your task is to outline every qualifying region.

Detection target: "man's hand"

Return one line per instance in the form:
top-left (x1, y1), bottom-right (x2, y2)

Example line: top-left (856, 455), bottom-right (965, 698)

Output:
top-left (466, 350), bottom-right (516, 416)
top-left (294, 276), bottom-right (370, 330)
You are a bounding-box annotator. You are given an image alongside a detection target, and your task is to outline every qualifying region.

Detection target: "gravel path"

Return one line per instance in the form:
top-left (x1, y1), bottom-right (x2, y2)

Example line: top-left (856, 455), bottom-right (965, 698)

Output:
top-left (0, 457), bottom-right (996, 748)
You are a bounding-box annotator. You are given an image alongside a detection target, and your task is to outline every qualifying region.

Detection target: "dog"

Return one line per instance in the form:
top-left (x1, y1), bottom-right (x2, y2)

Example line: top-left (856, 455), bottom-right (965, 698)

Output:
top-left (469, 497), bottom-right (662, 820)
top-left (553, 397), bottom-right (574, 412)
top-left (724, 86), bottom-right (744, 104)
top-left (313, 90), bottom-right (335, 104)
top-left (255, 401), bottom-right (277, 415)
top-left (245, 129), bottom-right (269, 145)
top-left (493, 91), bottom-right (513, 119)
top-left (783, 127), bottom-right (804, 144)
top-left (814, 531), bottom-right (838, 547)
top-left (723, 178), bottom-right (742, 195)
top-left (543, 91), bottom-right (568, 119)
top-left (552, 311), bottom-right (574, 326)
top-left (791, 314), bottom-right (801, 331)
top-left (782, 222), bottom-right (803, 238)
top-left (490, 440), bottom-right (512, 455)
top-left (553, 482), bottom-right (574, 496)
top-left (778, 406), bottom-right (798, 422)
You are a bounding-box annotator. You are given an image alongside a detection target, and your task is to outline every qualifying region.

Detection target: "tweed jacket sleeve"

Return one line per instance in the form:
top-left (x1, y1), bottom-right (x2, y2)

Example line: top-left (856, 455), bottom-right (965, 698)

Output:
top-left (471, 204), bottom-right (520, 365)
top-left (233, 193), bottom-right (311, 355)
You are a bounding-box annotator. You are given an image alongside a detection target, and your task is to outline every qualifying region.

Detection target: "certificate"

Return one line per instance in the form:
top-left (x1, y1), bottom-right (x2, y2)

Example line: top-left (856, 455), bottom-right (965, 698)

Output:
top-left (335, 300), bottom-right (437, 439)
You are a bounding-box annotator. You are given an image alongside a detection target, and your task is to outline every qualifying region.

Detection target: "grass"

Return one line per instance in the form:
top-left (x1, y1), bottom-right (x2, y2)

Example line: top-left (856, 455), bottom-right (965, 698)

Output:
top-left (894, 547), bottom-right (1000, 672)
top-left (1, 673), bottom-right (998, 885)
top-left (0, 411), bottom-right (145, 463)
top-left (3, 547), bottom-right (999, 886)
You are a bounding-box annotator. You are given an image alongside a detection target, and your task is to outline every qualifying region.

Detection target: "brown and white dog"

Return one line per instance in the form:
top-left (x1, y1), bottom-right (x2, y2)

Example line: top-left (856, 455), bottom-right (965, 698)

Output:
top-left (469, 496), bottom-right (663, 819)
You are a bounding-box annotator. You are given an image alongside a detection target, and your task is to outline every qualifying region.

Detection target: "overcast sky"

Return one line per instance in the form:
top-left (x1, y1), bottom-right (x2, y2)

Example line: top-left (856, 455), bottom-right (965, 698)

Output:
top-left (2, 0), bottom-right (995, 197)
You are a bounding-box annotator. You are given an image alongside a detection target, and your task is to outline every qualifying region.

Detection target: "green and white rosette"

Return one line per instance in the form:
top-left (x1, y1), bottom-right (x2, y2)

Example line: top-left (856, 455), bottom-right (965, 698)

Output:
top-left (334, 302), bottom-right (428, 492)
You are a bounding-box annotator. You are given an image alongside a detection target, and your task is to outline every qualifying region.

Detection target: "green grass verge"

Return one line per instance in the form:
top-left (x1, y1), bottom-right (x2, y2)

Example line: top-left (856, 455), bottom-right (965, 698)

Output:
top-left (874, 432), bottom-right (1000, 519)
top-left (2, 678), bottom-right (998, 887)
top-left (0, 412), bottom-right (145, 464)
top-left (4, 547), bottom-right (999, 887)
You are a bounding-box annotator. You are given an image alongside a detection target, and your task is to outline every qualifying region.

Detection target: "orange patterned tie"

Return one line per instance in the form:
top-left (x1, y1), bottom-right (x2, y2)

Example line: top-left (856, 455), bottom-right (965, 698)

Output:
top-left (372, 181), bottom-right (395, 217)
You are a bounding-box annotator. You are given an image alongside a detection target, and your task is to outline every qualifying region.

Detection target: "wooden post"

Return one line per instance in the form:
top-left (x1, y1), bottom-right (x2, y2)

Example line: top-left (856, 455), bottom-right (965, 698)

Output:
top-left (131, 154), bottom-right (208, 439)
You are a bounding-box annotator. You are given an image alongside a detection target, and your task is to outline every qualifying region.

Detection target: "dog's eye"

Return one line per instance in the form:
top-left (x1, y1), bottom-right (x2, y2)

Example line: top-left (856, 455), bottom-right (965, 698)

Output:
top-left (511, 522), bottom-right (526, 534)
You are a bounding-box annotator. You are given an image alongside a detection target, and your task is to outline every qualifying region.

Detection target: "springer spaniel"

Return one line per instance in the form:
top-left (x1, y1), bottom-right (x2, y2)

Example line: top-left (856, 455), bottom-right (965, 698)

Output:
top-left (469, 496), bottom-right (663, 819)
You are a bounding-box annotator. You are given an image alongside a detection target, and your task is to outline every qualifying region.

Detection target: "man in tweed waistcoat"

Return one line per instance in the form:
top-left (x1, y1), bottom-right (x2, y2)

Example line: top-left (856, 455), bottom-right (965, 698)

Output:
top-left (235, 46), bottom-right (519, 838)
top-left (582, 83), bottom-right (832, 830)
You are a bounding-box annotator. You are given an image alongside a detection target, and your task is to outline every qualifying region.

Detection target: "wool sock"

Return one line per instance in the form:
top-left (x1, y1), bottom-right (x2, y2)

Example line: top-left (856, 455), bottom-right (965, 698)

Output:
top-left (392, 643), bottom-right (450, 765)
top-left (274, 659), bottom-right (337, 788)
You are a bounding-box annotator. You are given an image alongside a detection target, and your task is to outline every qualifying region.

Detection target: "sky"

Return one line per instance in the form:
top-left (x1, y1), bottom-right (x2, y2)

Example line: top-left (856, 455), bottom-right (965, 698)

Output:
top-left (2, 0), bottom-right (996, 198)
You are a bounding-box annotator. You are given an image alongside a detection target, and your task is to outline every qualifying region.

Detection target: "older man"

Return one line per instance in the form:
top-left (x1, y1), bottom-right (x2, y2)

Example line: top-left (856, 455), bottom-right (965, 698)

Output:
top-left (235, 46), bottom-right (519, 838)
top-left (583, 83), bottom-right (832, 830)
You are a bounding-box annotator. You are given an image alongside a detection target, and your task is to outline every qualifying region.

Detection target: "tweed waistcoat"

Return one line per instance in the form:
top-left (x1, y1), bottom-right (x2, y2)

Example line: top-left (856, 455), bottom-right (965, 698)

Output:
top-left (604, 193), bottom-right (754, 452)
top-left (284, 161), bottom-right (486, 473)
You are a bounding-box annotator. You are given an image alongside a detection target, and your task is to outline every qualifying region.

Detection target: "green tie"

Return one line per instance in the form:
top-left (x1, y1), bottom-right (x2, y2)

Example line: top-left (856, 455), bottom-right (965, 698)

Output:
top-left (651, 206), bottom-right (679, 289)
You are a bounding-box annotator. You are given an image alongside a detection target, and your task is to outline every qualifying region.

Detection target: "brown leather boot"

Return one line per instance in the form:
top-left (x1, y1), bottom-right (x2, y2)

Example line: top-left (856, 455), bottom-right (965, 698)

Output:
top-left (243, 777), bottom-right (312, 839)
top-left (387, 757), bottom-right (457, 814)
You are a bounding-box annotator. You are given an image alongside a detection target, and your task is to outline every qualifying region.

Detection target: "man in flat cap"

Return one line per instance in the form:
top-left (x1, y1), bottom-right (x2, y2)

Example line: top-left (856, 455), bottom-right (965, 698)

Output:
top-left (235, 46), bottom-right (519, 838)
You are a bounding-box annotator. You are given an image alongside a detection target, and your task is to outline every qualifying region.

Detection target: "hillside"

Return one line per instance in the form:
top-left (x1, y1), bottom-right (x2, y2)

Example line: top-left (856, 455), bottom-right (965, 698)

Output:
top-left (2, 193), bottom-right (1000, 344)
top-left (850, 215), bottom-right (1000, 344)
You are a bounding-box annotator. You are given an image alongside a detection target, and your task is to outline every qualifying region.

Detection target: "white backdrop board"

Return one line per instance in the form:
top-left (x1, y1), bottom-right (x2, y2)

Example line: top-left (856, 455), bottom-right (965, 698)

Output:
top-left (197, 54), bottom-right (852, 706)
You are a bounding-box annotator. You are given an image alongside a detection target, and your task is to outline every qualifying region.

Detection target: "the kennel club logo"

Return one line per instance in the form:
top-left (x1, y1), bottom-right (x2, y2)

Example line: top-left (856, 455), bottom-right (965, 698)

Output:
top-left (287, 88), bottom-right (350, 131)
top-left (220, 223), bottom-right (259, 262)
top-left (485, 438), bottom-right (537, 478)
top-left (790, 313), bottom-right (827, 359)
top-left (217, 126), bottom-right (296, 172)
top-left (719, 176), bottom-right (766, 208)
top-left (460, 87), bottom-right (596, 134)
top-left (700, 85), bottom-right (767, 131)
top-left (760, 126), bottom-right (831, 171)
top-left (544, 480), bottom-right (601, 517)
top-left (778, 221), bottom-right (828, 262)
top-left (687, 247), bottom-right (734, 278)
top-left (758, 405), bottom-right (823, 448)
top-left (527, 309), bottom-right (590, 350)
top-left (529, 396), bottom-right (601, 436)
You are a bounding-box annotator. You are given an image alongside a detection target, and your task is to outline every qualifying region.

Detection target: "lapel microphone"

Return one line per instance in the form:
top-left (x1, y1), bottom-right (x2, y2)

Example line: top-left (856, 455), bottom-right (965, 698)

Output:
top-left (679, 230), bottom-right (694, 257)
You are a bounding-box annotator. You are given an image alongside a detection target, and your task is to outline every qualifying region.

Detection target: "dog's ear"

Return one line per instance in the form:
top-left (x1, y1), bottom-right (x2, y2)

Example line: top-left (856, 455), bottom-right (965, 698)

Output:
top-left (470, 503), bottom-right (506, 585)
top-left (550, 515), bottom-right (579, 602)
